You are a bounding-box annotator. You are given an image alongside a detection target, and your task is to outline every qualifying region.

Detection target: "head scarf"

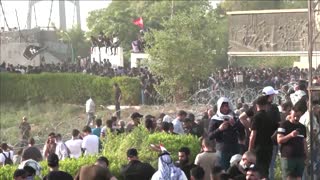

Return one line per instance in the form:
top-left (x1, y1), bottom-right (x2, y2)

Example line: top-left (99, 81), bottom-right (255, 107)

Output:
top-left (212, 97), bottom-right (234, 121)
top-left (158, 153), bottom-right (182, 180)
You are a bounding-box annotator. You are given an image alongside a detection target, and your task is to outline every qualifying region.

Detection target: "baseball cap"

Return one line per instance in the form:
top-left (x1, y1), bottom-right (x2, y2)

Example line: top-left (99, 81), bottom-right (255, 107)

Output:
top-left (127, 148), bottom-right (138, 157)
top-left (130, 112), bottom-right (143, 119)
top-left (262, 86), bottom-right (278, 95)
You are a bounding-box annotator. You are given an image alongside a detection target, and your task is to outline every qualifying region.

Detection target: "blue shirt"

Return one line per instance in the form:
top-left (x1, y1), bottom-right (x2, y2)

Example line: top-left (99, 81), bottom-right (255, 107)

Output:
top-left (92, 127), bottom-right (101, 138)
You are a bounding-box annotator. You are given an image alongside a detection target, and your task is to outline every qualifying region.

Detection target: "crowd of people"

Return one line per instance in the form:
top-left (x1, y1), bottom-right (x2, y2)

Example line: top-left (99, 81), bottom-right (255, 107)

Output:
top-left (1, 78), bottom-right (320, 180)
top-left (206, 66), bottom-right (320, 90)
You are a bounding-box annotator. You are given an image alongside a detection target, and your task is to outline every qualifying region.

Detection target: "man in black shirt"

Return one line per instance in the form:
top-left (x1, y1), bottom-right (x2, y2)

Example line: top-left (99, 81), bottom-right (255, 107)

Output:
top-left (208, 97), bottom-right (245, 170)
top-left (277, 99), bottom-right (307, 179)
top-left (175, 147), bottom-right (196, 180)
top-left (113, 83), bottom-right (122, 119)
top-left (248, 96), bottom-right (277, 179)
top-left (43, 153), bottom-right (73, 180)
top-left (120, 148), bottom-right (155, 180)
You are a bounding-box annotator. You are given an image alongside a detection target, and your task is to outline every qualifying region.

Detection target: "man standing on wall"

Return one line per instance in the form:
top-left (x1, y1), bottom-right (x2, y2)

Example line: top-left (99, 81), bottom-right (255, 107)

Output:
top-left (114, 83), bottom-right (122, 119)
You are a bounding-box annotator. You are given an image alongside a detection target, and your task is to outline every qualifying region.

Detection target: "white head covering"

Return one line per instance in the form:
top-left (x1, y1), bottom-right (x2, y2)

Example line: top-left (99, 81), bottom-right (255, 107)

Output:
top-left (158, 153), bottom-right (183, 180)
top-left (18, 159), bottom-right (42, 178)
top-left (290, 90), bottom-right (307, 106)
top-left (212, 97), bottom-right (234, 121)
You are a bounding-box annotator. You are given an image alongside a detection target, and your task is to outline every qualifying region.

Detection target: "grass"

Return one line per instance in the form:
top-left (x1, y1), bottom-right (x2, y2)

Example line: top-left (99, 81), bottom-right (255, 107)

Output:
top-left (0, 102), bottom-right (207, 146)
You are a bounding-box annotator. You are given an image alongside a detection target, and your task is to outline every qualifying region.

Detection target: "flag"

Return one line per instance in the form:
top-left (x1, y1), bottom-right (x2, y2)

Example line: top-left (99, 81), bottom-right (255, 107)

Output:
top-left (23, 45), bottom-right (46, 60)
top-left (133, 17), bottom-right (144, 29)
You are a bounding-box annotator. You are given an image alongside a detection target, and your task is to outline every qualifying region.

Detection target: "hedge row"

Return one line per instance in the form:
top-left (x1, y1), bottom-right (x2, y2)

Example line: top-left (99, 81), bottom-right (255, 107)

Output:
top-left (0, 73), bottom-right (140, 105)
top-left (0, 127), bottom-right (201, 179)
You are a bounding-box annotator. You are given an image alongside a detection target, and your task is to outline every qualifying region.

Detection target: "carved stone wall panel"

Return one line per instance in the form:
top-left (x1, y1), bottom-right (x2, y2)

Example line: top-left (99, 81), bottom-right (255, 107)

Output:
top-left (228, 11), bottom-right (317, 53)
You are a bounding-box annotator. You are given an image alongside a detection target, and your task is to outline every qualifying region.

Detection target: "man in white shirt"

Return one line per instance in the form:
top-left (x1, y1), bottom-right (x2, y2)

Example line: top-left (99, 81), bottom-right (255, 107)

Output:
top-left (0, 143), bottom-right (14, 166)
top-left (86, 96), bottom-right (95, 126)
top-left (55, 134), bottom-right (70, 160)
top-left (172, 110), bottom-right (187, 134)
top-left (65, 129), bottom-right (83, 159)
top-left (81, 126), bottom-right (99, 155)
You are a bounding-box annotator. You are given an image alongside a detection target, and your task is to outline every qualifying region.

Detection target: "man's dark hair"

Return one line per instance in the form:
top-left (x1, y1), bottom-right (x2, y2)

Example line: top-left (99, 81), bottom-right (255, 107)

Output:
top-left (281, 101), bottom-right (293, 111)
top-left (48, 132), bottom-right (55, 137)
top-left (106, 119), bottom-right (113, 128)
top-left (97, 156), bottom-right (109, 167)
top-left (0, 143), bottom-right (8, 150)
top-left (177, 110), bottom-right (187, 117)
top-left (186, 113), bottom-right (195, 121)
top-left (162, 122), bottom-right (170, 132)
top-left (113, 83), bottom-right (119, 87)
top-left (202, 137), bottom-right (214, 149)
top-left (72, 129), bottom-right (80, 137)
top-left (127, 148), bottom-right (138, 158)
top-left (55, 134), bottom-right (62, 141)
top-left (190, 166), bottom-right (205, 180)
top-left (23, 166), bottom-right (36, 176)
top-left (28, 137), bottom-right (35, 145)
top-left (179, 147), bottom-right (191, 156)
top-left (256, 95), bottom-right (268, 106)
top-left (47, 153), bottom-right (59, 168)
top-left (293, 98), bottom-right (308, 114)
top-left (82, 126), bottom-right (92, 133)
top-left (96, 119), bottom-right (102, 127)
top-left (145, 118), bottom-right (153, 129)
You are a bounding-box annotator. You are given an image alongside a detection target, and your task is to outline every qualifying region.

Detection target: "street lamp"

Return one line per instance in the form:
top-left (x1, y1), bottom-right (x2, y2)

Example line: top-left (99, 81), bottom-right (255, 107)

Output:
top-left (60, 30), bottom-right (74, 63)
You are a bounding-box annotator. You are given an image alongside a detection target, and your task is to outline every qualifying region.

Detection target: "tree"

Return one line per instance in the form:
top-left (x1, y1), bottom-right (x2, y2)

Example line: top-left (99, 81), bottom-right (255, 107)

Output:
top-left (145, 5), bottom-right (226, 102)
top-left (59, 25), bottom-right (90, 60)
top-left (86, 1), bottom-right (213, 51)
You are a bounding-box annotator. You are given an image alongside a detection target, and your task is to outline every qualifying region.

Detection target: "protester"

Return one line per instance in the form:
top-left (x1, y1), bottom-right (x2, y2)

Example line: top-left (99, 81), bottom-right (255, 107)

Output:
top-left (43, 153), bottom-right (73, 180)
top-left (13, 169), bottom-right (27, 180)
top-left (81, 126), bottom-right (99, 155)
top-left (190, 166), bottom-right (205, 180)
top-left (277, 99), bottom-right (308, 180)
top-left (227, 151), bottom-right (257, 179)
top-left (126, 112), bottom-right (143, 132)
top-left (114, 83), bottom-right (122, 119)
top-left (0, 143), bottom-right (14, 166)
top-left (208, 97), bottom-right (245, 170)
top-left (95, 156), bottom-right (117, 180)
top-left (54, 134), bottom-right (70, 160)
top-left (248, 95), bottom-right (276, 179)
top-left (194, 137), bottom-right (217, 180)
top-left (173, 110), bottom-right (187, 134)
top-left (151, 149), bottom-right (187, 180)
top-left (43, 133), bottom-right (57, 160)
top-left (92, 118), bottom-right (102, 137)
top-left (86, 96), bottom-right (95, 126)
top-left (175, 147), bottom-right (196, 180)
top-left (21, 137), bottom-right (42, 162)
top-left (65, 129), bottom-right (83, 159)
top-left (120, 148), bottom-right (155, 180)
top-left (19, 116), bottom-right (31, 147)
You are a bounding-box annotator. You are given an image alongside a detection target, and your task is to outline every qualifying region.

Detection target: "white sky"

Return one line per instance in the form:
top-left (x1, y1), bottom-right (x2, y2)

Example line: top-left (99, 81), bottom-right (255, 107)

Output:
top-left (0, 0), bottom-right (111, 31)
top-left (0, 0), bottom-right (220, 32)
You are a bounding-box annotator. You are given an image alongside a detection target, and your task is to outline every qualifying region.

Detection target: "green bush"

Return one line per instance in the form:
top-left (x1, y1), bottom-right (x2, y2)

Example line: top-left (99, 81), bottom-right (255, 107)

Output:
top-left (0, 73), bottom-right (140, 105)
top-left (0, 127), bottom-right (200, 179)
top-left (232, 56), bottom-right (297, 68)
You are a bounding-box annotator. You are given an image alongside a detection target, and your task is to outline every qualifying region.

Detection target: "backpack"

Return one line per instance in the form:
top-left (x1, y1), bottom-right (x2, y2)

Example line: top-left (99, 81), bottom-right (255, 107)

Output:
top-left (2, 152), bottom-right (13, 165)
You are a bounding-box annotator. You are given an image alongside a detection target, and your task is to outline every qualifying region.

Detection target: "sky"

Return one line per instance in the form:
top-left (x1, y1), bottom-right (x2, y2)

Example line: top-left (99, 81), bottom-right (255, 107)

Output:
top-left (0, 0), bottom-right (111, 31)
top-left (0, 0), bottom-right (220, 32)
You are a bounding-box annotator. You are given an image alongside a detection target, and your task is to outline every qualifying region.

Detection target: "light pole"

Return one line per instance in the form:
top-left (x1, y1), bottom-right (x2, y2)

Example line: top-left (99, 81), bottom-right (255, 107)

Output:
top-left (60, 30), bottom-right (74, 63)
